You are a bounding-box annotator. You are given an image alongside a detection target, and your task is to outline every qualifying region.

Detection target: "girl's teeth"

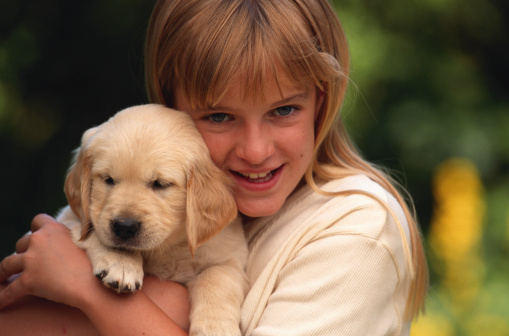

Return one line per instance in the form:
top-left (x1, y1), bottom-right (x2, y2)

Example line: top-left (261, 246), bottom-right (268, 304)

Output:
top-left (242, 172), bottom-right (268, 179)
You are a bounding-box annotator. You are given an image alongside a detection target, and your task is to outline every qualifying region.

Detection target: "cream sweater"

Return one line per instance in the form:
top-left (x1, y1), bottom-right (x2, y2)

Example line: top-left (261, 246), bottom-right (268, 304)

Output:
top-left (240, 175), bottom-right (412, 336)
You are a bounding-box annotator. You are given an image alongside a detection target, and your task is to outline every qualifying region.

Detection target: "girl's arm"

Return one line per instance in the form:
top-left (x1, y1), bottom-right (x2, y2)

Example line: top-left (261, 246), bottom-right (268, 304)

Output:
top-left (0, 277), bottom-right (190, 335)
top-left (0, 214), bottom-right (190, 335)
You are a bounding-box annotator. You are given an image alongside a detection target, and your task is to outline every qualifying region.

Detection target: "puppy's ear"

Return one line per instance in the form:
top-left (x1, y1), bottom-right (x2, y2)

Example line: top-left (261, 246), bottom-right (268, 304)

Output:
top-left (64, 127), bottom-right (98, 240)
top-left (186, 160), bottom-right (238, 255)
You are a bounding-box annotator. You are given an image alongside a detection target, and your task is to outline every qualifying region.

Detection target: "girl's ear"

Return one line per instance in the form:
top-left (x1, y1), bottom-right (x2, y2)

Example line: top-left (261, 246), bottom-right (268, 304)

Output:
top-left (185, 160), bottom-right (238, 255)
top-left (64, 127), bottom-right (98, 240)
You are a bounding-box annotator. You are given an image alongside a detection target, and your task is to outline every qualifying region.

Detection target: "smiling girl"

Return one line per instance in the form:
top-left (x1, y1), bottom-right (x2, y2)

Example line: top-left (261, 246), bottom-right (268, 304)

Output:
top-left (0, 0), bottom-right (428, 335)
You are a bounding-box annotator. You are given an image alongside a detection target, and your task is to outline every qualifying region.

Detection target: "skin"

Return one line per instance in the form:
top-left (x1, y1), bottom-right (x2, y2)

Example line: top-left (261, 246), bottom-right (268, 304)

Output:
top-left (0, 76), bottom-right (324, 334)
top-left (175, 75), bottom-right (324, 218)
top-left (0, 215), bottom-right (190, 335)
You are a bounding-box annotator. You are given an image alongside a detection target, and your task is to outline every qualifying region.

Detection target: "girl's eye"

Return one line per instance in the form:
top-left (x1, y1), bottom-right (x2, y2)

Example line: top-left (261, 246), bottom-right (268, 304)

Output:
top-left (206, 113), bottom-right (231, 123)
top-left (274, 106), bottom-right (296, 117)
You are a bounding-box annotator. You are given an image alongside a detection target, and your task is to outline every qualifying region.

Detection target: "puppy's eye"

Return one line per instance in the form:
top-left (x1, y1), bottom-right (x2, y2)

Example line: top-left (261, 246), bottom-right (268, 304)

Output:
top-left (104, 176), bottom-right (116, 186)
top-left (151, 180), bottom-right (172, 191)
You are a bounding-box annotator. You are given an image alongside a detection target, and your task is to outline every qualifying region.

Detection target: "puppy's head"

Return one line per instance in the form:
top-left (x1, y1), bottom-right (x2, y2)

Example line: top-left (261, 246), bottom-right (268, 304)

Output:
top-left (64, 104), bottom-right (238, 254)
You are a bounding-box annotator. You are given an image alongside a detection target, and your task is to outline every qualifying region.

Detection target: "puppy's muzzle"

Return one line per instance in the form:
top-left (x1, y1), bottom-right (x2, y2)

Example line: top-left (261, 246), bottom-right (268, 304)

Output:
top-left (112, 217), bottom-right (141, 241)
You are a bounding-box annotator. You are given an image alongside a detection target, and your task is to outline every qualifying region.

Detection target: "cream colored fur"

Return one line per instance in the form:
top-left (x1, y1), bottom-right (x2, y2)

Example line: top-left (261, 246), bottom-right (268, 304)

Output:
top-left (56, 104), bottom-right (249, 336)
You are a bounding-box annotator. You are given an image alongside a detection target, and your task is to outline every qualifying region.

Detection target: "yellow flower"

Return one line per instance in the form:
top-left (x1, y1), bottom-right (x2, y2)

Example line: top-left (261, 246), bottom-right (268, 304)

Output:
top-left (430, 158), bottom-right (485, 261)
top-left (411, 310), bottom-right (455, 336)
top-left (429, 158), bottom-right (486, 310)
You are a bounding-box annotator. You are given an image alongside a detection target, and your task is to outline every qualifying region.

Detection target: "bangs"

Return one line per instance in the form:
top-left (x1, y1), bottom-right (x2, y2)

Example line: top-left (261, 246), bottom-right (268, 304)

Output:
top-left (166, 0), bottom-right (344, 109)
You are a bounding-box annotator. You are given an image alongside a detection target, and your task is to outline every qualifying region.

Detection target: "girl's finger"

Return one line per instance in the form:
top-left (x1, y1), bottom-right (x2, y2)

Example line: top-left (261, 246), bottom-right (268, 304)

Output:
top-left (15, 232), bottom-right (32, 254)
top-left (0, 274), bottom-right (29, 310)
top-left (0, 253), bottom-right (23, 284)
top-left (30, 213), bottom-right (57, 233)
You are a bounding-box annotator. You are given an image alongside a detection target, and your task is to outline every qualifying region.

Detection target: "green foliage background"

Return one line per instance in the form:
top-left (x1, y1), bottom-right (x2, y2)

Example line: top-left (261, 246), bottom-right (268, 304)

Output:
top-left (1, 0), bottom-right (508, 333)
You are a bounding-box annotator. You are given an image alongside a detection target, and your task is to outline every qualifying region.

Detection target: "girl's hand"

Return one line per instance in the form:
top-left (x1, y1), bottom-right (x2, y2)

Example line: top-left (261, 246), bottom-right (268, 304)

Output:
top-left (0, 214), bottom-right (94, 310)
top-left (0, 214), bottom-right (191, 335)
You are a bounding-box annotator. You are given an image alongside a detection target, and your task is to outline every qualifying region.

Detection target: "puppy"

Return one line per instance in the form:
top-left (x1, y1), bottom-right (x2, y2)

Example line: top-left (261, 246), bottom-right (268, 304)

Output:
top-left (56, 104), bottom-right (249, 336)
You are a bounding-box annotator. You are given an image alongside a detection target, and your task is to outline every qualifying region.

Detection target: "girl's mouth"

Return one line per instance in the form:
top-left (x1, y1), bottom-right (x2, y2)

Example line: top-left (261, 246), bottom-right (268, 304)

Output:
top-left (233, 167), bottom-right (280, 183)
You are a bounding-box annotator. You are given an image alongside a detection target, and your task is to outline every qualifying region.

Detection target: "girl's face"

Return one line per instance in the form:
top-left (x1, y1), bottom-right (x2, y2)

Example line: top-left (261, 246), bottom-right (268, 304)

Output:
top-left (175, 76), bottom-right (324, 218)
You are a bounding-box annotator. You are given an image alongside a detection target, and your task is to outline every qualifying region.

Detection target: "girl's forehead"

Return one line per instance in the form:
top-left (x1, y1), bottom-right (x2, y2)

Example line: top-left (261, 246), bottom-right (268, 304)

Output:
top-left (180, 55), bottom-right (318, 110)
top-left (218, 69), bottom-right (312, 104)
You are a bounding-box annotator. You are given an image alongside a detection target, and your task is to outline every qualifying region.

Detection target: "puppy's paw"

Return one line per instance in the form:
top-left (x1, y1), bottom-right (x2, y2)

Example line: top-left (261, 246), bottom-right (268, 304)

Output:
top-left (90, 251), bottom-right (144, 293)
top-left (189, 317), bottom-right (241, 336)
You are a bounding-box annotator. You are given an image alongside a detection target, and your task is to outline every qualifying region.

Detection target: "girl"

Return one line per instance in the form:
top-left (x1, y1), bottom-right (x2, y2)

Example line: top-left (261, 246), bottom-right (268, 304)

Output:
top-left (0, 0), bottom-right (428, 335)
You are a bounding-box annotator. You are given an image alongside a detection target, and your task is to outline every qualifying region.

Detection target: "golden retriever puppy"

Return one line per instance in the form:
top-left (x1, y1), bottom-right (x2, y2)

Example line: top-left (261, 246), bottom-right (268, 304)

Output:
top-left (56, 104), bottom-right (249, 336)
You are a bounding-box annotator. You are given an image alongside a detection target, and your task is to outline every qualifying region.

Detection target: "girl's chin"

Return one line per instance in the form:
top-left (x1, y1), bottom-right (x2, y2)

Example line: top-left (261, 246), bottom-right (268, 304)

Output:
top-left (236, 197), bottom-right (285, 218)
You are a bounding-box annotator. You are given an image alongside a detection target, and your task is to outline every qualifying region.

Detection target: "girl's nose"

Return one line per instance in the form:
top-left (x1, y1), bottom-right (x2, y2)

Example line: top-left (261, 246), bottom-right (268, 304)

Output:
top-left (235, 124), bottom-right (275, 165)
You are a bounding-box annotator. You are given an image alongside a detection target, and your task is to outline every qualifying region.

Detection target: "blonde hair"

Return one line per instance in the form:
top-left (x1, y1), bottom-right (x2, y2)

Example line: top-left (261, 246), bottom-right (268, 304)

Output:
top-left (144, 0), bottom-right (427, 319)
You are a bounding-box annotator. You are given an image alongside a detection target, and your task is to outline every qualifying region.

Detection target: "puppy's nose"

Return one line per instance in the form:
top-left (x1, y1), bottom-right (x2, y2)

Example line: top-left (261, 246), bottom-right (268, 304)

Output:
top-left (112, 218), bottom-right (141, 241)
